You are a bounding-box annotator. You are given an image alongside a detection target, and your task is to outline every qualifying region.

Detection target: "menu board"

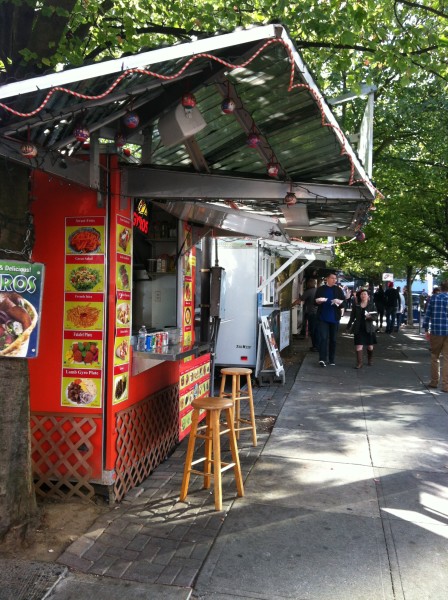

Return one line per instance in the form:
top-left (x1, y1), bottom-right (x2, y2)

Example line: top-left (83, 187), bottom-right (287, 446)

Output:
top-left (179, 354), bottom-right (211, 440)
top-left (113, 214), bottom-right (132, 405)
top-left (61, 216), bottom-right (105, 409)
top-left (181, 224), bottom-right (195, 348)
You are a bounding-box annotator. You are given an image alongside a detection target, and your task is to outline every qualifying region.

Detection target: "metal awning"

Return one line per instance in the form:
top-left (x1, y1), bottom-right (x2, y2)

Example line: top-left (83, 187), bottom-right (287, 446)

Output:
top-left (0, 24), bottom-right (377, 237)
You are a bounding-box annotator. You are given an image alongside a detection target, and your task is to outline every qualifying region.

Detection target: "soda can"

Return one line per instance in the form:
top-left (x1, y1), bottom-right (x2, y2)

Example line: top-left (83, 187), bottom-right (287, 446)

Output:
top-left (145, 334), bottom-right (153, 351)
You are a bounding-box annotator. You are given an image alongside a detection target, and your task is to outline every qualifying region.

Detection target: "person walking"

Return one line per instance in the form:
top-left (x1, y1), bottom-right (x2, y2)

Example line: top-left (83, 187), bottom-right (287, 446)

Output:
top-left (384, 282), bottom-right (400, 334)
top-left (315, 272), bottom-right (345, 367)
top-left (347, 289), bottom-right (378, 368)
top-left (373, 284), bottom-right (386, 331)
top-left (395, 286), bottom-right (406, 331)
top-left (423, 280), bottom-right (448, 392)
top-left (299, 278), bottom-right (319, 351)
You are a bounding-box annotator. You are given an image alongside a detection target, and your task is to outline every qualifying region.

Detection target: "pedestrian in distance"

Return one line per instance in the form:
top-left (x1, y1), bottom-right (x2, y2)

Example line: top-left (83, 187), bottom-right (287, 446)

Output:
top-left (384, 281), bottom-right (401, 334)
top-left (293, 278), bottom-right (319, 351)
top-left (423, 280), bottom-right (448, 392)
top-left (315, 272), bottom-right (345, 367)
top-left (346, 289), bottom-right (378, 368)
top-left (395, 286), bottom-right (406, 331)
top-left (373, 284), bottom-right (386, 331)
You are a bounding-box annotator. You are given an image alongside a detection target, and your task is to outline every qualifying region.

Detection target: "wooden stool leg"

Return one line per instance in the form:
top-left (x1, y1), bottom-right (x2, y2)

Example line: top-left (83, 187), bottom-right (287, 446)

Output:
top-left (226, 406), bottom-right (244, 498)
top-left (203, 409), bottom-right (212, 489)
top-left (232, 374), bottom-right (240, 440)
top-left (180, 408), bottom-right (199, 501)
top-left (211, 409), bottom-right (223, 511)
top-left (219, 373), bottom-right (226, 397)
top-left (246, 374), bottom-right (257, 447)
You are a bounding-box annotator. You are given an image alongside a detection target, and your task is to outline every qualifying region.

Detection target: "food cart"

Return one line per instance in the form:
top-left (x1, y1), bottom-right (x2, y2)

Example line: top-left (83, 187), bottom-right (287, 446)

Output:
top-left (27, 164), bottom-right (211, 501)
top-left (0, 25), bottom-right (377, 502)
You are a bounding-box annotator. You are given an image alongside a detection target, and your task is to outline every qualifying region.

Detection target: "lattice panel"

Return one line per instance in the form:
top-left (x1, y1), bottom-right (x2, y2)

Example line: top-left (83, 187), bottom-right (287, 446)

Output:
top-left (114, 384), bottom-right (178, 502)
top-left (31, 413), bottom-right (96, 500)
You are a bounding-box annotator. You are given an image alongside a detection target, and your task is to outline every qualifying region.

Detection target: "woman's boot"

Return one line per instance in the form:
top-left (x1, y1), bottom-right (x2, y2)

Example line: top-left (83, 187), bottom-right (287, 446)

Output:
top-left (367, 349), bottom-right (373, 366)
top-left (355, 350), bottom-right (363, 369)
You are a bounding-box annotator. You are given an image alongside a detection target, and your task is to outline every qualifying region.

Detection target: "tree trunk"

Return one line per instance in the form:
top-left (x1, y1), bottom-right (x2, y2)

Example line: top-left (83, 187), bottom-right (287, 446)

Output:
top-left (0, 161), bottom-right (37, 542)
top-left (406, 266), bottom-right (414, 327)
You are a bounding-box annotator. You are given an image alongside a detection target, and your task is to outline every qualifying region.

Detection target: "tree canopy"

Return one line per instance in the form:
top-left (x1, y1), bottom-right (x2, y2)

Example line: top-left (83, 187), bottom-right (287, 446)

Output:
top-left (2, 2), bottom-right (447, 280)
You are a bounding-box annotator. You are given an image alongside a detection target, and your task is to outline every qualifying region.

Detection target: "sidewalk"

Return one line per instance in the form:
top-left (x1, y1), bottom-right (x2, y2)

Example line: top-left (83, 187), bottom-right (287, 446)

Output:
top-left (8, 319), bottom-right (448, 599)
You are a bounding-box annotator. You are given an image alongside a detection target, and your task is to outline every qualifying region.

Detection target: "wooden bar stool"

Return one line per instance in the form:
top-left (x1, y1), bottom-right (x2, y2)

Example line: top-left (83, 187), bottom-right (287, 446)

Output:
top-left (179, 396), bottom-right (244, 511)
top-left (219, 367), bottom-right (257, 447)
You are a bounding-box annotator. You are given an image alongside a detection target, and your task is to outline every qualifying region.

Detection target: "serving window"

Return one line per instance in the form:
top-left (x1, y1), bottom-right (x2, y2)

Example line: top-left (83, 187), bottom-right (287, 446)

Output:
top-left (132, 200), bottom-right (178, 333)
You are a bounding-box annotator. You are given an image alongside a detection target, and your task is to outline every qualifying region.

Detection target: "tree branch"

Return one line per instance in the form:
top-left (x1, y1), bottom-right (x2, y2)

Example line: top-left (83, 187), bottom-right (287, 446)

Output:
top-left (396, 0), bottom-right (448, 20)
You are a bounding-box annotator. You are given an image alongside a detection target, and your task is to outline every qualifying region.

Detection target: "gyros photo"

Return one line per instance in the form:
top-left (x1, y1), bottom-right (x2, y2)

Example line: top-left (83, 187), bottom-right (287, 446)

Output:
top-left (0, 292), bottom-right (38, 356)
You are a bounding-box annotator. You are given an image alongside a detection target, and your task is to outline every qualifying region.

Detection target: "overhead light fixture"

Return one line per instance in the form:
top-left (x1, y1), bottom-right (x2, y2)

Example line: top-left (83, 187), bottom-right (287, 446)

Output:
top-left (158, 104), bottom-right (206, 148)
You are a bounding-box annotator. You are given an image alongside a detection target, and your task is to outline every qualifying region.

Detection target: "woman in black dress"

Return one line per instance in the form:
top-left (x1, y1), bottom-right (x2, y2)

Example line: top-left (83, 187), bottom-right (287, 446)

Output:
top-left (347, 289), bottom-right (377, 368)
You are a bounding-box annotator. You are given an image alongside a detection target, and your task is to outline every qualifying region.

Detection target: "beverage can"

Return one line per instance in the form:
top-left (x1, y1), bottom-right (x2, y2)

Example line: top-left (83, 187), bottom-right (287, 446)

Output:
top-left (145, 334), bottom-right (153, 351)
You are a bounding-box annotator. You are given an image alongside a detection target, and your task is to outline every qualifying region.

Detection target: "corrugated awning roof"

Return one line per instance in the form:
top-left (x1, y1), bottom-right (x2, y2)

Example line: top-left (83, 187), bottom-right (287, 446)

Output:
top-left (0, 24), bottom-right (377, 238)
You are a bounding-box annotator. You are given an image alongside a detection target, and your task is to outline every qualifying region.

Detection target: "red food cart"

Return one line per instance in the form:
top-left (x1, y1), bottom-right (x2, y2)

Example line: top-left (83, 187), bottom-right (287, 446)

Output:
top-left (29, 159), bottom-right (210, 502)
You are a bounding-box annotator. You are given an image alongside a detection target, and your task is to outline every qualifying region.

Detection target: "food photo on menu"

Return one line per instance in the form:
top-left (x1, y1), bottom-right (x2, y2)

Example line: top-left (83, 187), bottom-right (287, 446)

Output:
top-left (68, 227), bottom-right (102, 254)
top-left (64, 339), bottom-right (101, 367)
top-left (67, 264), bottom-right (103, 292)
top-left (117, 263), bottom-right (130, 290)
top-left (113, 373), bottom-right (128, 402)
top-left (118, 226), bottom-right (131, 254)
top-left (116, 302), bottom-right (130, 326)
top-left (65, 302), bottom-right (102, 330)
top-left (184, 306), bottom-right (192, 326)
top-left (63, 376), bottom-right (100, 407)
top-left (114, 338), bottom-right (130, 363)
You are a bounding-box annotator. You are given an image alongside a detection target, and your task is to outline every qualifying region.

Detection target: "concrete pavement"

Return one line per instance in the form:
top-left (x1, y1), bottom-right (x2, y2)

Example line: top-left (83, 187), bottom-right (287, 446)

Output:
top-left (10, 318), bottom-right (448, 599)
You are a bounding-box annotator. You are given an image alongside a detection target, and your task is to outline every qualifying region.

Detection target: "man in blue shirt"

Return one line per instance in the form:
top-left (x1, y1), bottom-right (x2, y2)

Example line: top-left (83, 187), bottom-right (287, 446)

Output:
top-left (423, 280), bottom-right (448, 391)
top-left (315, 272), bottom-right (345, 367)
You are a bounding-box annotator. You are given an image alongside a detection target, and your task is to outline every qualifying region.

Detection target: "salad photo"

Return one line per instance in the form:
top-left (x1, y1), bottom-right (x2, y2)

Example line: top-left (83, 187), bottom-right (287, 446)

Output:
top-left (68, 265), bottom-right (102, 291)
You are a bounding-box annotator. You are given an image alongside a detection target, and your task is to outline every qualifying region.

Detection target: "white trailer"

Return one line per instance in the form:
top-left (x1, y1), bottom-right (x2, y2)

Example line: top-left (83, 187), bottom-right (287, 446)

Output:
top-left (212, 238), bottom-right (332, 370)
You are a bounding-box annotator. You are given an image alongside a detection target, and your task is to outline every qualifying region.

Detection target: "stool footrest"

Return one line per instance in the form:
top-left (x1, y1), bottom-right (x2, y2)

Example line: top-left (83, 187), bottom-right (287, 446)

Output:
top-left (236, 418), bottom-right (253, 426)
top-left (188, 461), bottom-right (236, 478)
top-left (221, 392), bottom-right (250, 401)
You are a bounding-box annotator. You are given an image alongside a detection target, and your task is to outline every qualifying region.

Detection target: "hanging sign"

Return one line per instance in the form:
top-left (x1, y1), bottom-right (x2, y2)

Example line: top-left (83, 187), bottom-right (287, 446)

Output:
top-left (382, 273), bottom-right (394, 282)
top-left (0, 260), bottom-right (44, 358)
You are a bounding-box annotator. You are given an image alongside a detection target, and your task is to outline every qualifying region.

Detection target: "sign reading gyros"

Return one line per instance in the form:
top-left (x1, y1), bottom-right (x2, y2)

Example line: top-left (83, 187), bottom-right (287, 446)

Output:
top-left (0, 260), bottom-right (44, 358)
